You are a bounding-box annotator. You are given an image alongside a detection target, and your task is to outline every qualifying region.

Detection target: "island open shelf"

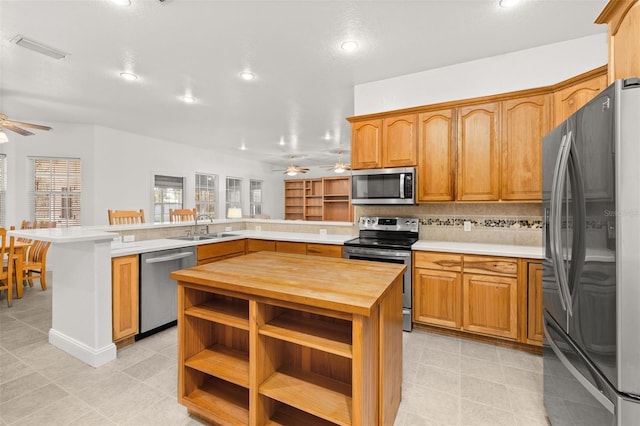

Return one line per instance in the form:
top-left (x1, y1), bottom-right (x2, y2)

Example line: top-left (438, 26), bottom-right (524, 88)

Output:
top-left (173, 252), bottom-right (405, 426)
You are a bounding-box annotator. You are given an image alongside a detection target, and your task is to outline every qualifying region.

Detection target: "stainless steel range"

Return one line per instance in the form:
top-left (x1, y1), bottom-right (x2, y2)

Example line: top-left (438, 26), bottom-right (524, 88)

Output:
top-left (343, 216), bottom-right (419, 331)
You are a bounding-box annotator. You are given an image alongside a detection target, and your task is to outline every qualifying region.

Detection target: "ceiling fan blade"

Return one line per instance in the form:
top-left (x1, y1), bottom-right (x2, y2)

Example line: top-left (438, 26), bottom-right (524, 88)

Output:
top-left (3, 123), bottom-right (34, 136)
top-left (5, 120), bottom-right (51, 131)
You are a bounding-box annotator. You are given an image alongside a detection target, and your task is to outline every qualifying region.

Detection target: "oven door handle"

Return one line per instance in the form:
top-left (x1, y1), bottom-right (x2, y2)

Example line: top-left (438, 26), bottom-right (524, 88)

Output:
top-left (343, 246), bottom-right (411, 259)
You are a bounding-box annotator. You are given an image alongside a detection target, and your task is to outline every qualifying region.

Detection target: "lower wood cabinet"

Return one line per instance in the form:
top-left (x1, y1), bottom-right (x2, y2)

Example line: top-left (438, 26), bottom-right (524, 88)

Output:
top-left (112, 254), bottom-right (139, 346)
top-left (413, 251), bottom-right (520, 342)
top-left (247, 239), bottom-right (344, 258)
top-left (463, 273), bottom-right (518, 340)
top-left (526, 262), bottom-right (544, 344)
top-left (197, 240), bottom-right (246, 265)
top-left (414, 268), bottom-right (461, 328)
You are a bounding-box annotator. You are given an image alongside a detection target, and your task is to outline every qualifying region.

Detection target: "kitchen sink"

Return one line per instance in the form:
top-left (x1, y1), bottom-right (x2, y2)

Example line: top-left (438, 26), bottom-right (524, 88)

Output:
top-left (168, 234), bottom-right (219, 241)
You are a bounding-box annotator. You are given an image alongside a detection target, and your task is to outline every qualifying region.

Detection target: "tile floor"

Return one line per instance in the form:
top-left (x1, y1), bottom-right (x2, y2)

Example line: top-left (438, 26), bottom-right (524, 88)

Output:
top-left (0, 279), bottom-right (549, 426)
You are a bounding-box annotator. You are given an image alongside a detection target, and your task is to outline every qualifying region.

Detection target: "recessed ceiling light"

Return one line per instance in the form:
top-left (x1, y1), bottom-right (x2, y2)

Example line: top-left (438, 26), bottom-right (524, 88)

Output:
top-left (240, 143), bottom-right (247, 151)
top-left (181, 95), bottom-right (196, 104)
top-left (499, 0), bottom-right (521, 7)
top-left (110, 0), bottom-right (131, 6)
top-left (119, 72), bottom-right (138, 81)
top-left (239, 71), bottom-right (255, 81)
top-left (278, 138), bottom-right (285, 146)
top-left (341, 40), bottom-right (359, 52)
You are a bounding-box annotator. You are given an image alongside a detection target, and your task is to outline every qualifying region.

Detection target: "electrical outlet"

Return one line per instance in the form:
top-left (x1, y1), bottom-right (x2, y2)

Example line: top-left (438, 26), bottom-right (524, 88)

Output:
top-left (225, 226), bottom-right (232, 232)
top-left (123, 235), bottom-right (135, 242)
top-left (319, 229), bottom-right (327, 236)
top-left (255, 225), bottom-right (262, 232)
top-left (463, 221), bottom-right (472, 232)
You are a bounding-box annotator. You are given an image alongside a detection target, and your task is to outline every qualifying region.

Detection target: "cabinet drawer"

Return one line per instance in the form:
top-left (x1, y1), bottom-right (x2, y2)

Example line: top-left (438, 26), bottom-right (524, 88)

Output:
top-left (275, 241), bottom-right (307, 254)
top-left (463, 255), bottom-right (518, 277)
top-left (307, 243), bottom-right (343, 258)
top-left (247, 239), bottom-right (276, 253)
top-left (197, 240), bottom-right (246, 262)
top-left (414, 252), bottom-right (462, 272)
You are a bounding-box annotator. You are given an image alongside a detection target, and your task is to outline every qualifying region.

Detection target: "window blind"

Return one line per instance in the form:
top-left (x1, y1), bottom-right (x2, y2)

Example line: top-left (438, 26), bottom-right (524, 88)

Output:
top-left (30, 157), bottom-right (81, 226)
top-left (195, 173), bottom-right (217, 217)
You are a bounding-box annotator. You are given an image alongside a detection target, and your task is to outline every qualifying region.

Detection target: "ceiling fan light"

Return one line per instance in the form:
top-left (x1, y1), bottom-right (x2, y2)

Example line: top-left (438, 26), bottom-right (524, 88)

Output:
top-left (334, 166), bottom-right (345, 174)
top-left (286, 170), bottom-right (297, 176)
top-left (110, 0), bottom-right (131, 6)
top-left (181, 95), bottom-right (196, 104)
top-left (120, 71), bottom-right (138, 81)
top-left (0, 129), bottom-right (8, 143)
top-left (240, 71), bottom-right (255, 81)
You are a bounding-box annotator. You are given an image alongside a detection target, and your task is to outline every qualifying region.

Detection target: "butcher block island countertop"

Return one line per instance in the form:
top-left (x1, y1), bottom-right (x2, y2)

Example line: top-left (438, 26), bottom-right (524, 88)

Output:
top-left (171, 251), bottom-right (406, 426)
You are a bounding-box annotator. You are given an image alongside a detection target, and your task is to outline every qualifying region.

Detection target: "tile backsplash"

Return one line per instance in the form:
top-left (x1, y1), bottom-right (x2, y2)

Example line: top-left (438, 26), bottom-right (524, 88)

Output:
top-left (355, 203), bottom-right (543, 246)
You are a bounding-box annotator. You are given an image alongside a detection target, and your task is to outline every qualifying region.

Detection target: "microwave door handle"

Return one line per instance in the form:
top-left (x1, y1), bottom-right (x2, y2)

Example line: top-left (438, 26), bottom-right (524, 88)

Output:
top-left (399, 173), bottom-right (405, 198)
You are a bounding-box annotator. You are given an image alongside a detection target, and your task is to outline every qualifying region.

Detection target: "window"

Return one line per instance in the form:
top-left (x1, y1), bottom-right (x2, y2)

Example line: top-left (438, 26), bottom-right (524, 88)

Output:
top-left (225, 177), bottom-right (242, 218)
top-left (195, 173), bottom-right (217, 217)
top-left (154, 175), bottom-right (184, 223)
top-left (0, 154), bottom-right (6, 227)
top-left (30, 157), bottom-right (81, 226)
top-left (250, 179), bottom-right (263, 217)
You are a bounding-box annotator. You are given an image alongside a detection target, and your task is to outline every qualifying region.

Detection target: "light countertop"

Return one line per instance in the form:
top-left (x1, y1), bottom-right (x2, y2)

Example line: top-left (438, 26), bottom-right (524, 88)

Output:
top-left (412, 240), bottom-right (544, 259)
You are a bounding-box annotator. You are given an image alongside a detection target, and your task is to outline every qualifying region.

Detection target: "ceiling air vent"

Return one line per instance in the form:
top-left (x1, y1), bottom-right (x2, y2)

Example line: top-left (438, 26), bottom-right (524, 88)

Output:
top-left (10, 35), bottom-right (69, 60)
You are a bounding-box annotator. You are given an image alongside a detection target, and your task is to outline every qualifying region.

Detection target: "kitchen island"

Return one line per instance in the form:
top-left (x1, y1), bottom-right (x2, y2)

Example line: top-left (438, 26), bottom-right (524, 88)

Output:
top-left (171, 251), bottom-right (405, 426)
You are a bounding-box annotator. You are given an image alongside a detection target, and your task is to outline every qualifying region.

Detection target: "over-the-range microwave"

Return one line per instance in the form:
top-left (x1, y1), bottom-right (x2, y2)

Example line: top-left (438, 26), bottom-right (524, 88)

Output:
top-left (351, 167), bottom-right (416, 205)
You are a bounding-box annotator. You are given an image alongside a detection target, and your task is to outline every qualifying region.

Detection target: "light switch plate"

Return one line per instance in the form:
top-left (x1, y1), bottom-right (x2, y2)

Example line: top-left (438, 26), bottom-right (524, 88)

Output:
top-left (225, 226), bottom-right (232, 232)
top-left (255, 225), bottom-right (261, 232)
top-left (123, 235), bottom-right (135, 242)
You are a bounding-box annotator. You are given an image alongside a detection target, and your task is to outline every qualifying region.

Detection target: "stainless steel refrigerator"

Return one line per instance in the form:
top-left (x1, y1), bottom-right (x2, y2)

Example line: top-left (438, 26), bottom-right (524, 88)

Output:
top-left (543, 77), bottom-right (640, 425)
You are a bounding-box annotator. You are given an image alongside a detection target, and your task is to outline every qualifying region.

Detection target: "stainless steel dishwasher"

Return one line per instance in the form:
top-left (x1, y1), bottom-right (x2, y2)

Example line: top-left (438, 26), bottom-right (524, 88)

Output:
top-left (138, 246), bottom-right (196, 339)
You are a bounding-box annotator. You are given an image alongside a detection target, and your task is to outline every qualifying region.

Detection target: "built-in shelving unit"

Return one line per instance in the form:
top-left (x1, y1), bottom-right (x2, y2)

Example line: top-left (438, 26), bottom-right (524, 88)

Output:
top-left (284, 180), bottom-right (304, 220)
top-left (284, 176), bottom-right (352, 222)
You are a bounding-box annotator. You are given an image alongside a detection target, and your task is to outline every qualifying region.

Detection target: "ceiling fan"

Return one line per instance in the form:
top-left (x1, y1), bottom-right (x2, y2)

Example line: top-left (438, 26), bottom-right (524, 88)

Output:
top-left (282, 156), bottom-right (309, 176)
top-left (324, 150), bottom-right (351, 174)
top-left (0, 113), bottom-right (52, 142)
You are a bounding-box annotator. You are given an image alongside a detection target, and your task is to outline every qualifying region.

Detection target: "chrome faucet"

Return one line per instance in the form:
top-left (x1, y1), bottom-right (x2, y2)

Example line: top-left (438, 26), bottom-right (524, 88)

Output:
top-left (194, 214), bottom-right (213, 235)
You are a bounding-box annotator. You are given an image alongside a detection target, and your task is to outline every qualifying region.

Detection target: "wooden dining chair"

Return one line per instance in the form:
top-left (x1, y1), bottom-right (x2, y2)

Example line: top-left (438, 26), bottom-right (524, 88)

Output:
top-left (169, 208), bottom-right (197, 222)
top-left (0, 228), bottom-right (16, 307)
top-left (35, 220), bottom-right (57, 229)
top-left (22, 237), bottom-right (51, 291)
top-left (108, 209), bottom-right (145, 225)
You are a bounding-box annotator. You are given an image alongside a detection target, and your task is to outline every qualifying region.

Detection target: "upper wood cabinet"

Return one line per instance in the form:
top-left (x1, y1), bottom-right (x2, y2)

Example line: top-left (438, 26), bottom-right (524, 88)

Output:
top-left (596, 0), bottom-right (640, 83)
top-left (457, 102), bottom-right (501, 201)
top-left (501, 94), bottom-right (551, 201)
top-left (351, 115), bottom-right (417, 169)
top-left (417, 109), bottom-right (456, 202)
top-left (382, 114), bottom-right (418, 168)
top-left (351, 119), bottom-right (383, 169)
top-left (553, 74), bottom-right (608, 126)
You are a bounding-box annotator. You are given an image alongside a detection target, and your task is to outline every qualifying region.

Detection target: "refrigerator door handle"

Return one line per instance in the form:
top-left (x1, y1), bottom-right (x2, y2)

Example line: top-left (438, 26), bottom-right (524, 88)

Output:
top-left (550, 132), bottom-right (572, 314)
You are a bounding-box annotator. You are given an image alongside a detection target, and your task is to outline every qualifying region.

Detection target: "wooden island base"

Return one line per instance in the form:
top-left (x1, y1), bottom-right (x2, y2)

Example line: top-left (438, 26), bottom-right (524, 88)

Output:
top-left (171, 251), bottom-right (405, 426)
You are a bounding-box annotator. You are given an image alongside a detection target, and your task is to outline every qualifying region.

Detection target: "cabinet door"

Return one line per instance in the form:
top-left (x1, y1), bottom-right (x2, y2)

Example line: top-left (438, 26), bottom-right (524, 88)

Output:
top-left (112, 255), bottom-right (139, 342)
top-left (463, 274), bottom-right (517, 339)
top-left (501, 95), bottom-right (550, 201)
top-left (457, 102), bottom-right (501, 201)
top-left (414, 268), bottom-right (461, 329)
top-left (382, 114), bottom-right (417, 168)
top-left (553, 74), bottom-right (608, 126)
top-left (351, 119), bottom-right (383, 169)
top-left (610, 2), bottom-right (640, 82)
top-left (527, 262), bottom-right (544, 344)
top-left (417, 109), bottom-right (456, 202)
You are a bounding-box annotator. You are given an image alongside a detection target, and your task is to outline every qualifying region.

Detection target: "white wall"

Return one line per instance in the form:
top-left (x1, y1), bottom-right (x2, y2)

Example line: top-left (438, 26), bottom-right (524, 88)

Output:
top-left (354, 34), bottom-right (608, 115)
top-left (1, 123), bottom-right (284, 226)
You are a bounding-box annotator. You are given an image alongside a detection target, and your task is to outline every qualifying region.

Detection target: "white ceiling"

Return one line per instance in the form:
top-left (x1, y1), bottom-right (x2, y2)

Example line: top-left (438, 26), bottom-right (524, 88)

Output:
top-left (0, 0), bottom-right (607, 169)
